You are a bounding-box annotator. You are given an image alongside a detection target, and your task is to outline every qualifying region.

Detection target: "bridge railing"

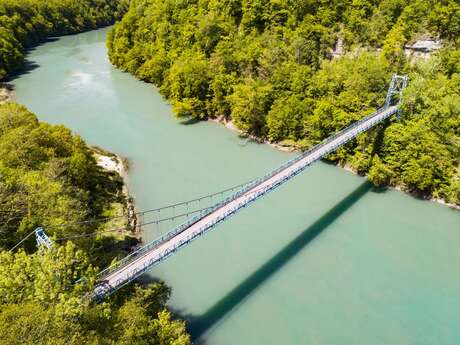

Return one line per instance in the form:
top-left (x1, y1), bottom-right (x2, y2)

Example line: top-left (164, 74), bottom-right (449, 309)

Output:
top-left (94, 194), bottom-right (277, 299)
top-left (96, 186), bottom-right (257, 280)
top-left (96, 106), bottom-right (396, 282)
top-left (231, 106), bottom-right (392, 194)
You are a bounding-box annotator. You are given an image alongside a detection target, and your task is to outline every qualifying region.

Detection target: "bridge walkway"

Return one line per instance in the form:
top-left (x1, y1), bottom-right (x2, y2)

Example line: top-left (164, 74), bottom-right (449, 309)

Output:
top-left (94, 105), bottom-right (399, 298)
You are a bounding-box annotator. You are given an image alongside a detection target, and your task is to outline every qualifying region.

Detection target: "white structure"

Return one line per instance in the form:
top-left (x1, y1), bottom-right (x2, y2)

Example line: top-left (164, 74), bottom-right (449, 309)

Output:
top-left (404, 39), bottom-right (442, 59)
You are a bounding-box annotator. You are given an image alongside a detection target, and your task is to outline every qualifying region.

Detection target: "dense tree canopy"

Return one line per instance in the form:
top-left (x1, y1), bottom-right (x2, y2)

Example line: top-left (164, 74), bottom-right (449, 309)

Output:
top-left (0, 243), bottom-right (190, 345)
top-left (0, 0), bottom-right (129, 80)
top-left (0, 102), bottom-right (127, 252)
top-left (108, 0), bottom-right (460, 205)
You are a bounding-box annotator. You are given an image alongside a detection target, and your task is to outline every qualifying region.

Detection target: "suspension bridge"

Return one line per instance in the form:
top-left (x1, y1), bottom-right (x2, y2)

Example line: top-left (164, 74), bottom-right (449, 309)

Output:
top-left (21, 74), bottom-right (408, 300)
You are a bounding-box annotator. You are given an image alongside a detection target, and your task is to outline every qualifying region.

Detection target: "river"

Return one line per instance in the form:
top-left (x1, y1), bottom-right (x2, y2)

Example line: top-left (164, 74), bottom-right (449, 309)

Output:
top-left (11, 28), bottom-right (460, 345)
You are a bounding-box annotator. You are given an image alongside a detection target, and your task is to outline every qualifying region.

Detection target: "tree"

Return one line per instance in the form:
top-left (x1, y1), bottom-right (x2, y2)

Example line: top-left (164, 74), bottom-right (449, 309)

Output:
top-left (228, 79), bottom-right (273, 136)
top-left (0, 0), bottom-right (128, 81)
top-left (163, 52), bottom-right (211, 119)
top-left (267, 94), bottom-right (310, 142)
top-left (382, 24), bottom-right (407, 68)
top-left (0, 103), bottom-right (125, 251)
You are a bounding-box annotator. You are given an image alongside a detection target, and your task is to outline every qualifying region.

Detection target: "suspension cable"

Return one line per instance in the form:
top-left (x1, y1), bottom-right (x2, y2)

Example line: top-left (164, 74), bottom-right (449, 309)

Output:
top-left (53, 206), bottom-right (213, 242)
top-left (9, 229), bottom-right (37, 252)
top-left (7, 181), bottom-right (249, 252)
top-left (53, 177), bottom-right (276, 243)
top-left (44, 181), bottom-right (249, 230)
top-left (6, 79), bottom-right (396, 253)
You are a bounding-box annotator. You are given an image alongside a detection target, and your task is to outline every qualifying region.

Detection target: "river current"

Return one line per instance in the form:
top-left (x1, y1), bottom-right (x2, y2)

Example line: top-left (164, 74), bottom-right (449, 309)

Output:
top-left (12, 28), bottom-right (460, 345)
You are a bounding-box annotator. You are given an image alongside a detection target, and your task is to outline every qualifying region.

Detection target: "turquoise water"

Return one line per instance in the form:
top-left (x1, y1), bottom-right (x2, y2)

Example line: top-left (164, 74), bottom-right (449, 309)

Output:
top-left (12, 28), bottom-right (460, 345)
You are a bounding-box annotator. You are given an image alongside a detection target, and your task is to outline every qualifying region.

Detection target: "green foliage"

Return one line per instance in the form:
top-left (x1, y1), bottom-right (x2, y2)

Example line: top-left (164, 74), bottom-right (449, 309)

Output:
top-left (0, 1), bottom-right (457, 343)
top-left (0, 0), bottom-right (129, 80)
top-left (0, 242), bottom-right (93, 306)
top-left (108, 0), bottom-right (460, 205)
top-left (0, 244), bottom-right (190, 345)
top-left (228, 79), bottom-right (273, 136)
top-left (164, 51), bottom-right (211, 119)
top-left (0, 302), bottom-right (88, 345)
top-left (107, 0), bottom-right (338, 122)
top-left (429, 0), bottom-right (460, 42)
top-left (0, 103), bottom-right (191, 343)
top-left (267, 94), bottom-right (310, 142)
top-left (0, 2), bottom-right (193, 339)
top-left (0, 103), bottom-right (127, 251)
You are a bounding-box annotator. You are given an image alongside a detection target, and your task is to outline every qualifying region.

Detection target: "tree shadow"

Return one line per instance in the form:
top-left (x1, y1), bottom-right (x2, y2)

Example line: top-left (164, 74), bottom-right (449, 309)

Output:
top-left (180, 117), bottom-right (202, 125)
top-left (0, 82), bottom-right (14, 91)
top-left (5, 37), bottom-right (64, 82)
top-left (236, 136), bottom-right (263, 148)
top-left (371, 185), bottom-right (389, 194)
top-left (25, 37), bottom-right (61, 53)
top-left (183, 181), bottom-right (373, 341)
top-left (89, 235), bottom-right (140, 269)
top-left (6, 61), bottom-right (40, 81)
top-left (369, 118), bottom-right (391, 159)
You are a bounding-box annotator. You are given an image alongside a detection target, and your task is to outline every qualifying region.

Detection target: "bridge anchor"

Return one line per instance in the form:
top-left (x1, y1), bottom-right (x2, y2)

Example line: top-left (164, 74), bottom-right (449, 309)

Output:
top-left (35, 227), bottom-right (53, 249)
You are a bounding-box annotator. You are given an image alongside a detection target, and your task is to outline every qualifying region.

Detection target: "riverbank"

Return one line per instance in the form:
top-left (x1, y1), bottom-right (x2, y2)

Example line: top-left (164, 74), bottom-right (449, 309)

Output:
top-left (210, 116), bottom-right (296, 153)
top-left (0, 83), bottom-right (12, 104)
top-left (339, 163), bottom-right (460, 211)
top-left (91, 146), bottom-right (140, 239)
top-left (211, 116), bottom-right (460, 211)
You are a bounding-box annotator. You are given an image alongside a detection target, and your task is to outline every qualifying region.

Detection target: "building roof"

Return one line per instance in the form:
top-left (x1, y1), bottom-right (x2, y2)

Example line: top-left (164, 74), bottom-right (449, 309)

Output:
top-left (405, 40), bottom-right (442, 52)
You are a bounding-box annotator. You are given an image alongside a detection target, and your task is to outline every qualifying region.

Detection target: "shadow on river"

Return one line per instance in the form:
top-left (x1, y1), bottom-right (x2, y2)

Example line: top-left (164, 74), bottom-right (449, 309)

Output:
top-left (159, 181), bottom-right (375, 343)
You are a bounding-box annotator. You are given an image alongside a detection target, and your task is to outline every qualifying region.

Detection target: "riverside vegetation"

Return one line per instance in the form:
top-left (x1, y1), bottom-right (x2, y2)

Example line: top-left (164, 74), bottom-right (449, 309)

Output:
top-left (107, 0), bottom-right (460, 206)
top-left (0, 0), bottom-right (190, 343)
top-left (0, 103), bottom-right (190, 344)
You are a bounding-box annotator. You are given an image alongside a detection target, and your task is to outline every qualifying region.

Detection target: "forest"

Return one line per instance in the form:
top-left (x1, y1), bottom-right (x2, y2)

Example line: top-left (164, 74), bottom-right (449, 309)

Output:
top-left (0, 0), bottom-right (129, 80)
top-left (0, 103), bottom-right (190, 344)
top-left (108, 0), bottom-right (460, 206)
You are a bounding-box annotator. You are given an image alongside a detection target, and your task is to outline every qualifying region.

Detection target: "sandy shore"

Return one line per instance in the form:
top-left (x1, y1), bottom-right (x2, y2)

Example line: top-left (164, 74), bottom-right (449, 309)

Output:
top-left (96, 154), bottom-right (124, 175)
top-left (0, 84), bottom-right (13, 104)
top-left (210, 116), bottom-right (460, 211)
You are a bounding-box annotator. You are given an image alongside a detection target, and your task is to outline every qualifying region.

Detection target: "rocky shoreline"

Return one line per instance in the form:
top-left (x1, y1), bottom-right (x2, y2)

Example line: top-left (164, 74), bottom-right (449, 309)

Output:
top-left (210, 116), bottom-right (460, 212)
top-left (92, 146), bottom-right (141, 237)
top-left (339, 163), bottom-right (460, 211)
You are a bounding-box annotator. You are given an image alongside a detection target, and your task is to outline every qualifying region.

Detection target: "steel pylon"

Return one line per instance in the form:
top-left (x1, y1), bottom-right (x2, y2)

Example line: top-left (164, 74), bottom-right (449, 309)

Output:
top-left (384, 74), bottom-right (408, 109)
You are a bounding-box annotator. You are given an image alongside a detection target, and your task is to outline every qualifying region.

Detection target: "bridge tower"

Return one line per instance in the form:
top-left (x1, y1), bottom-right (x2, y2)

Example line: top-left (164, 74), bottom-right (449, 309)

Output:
top-left (384, 74), bottom-right (408, 109)
top-left (35, 227), bottom-right (53, 249)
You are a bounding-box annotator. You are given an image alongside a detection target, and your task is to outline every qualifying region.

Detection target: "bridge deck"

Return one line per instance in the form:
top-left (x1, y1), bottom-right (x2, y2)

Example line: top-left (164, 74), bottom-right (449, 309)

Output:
top-left (94, 105), bottom-right (398, 298)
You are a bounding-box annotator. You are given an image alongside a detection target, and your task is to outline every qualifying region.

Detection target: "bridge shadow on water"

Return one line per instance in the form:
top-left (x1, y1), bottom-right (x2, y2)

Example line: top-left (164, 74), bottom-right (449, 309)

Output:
top-left (182, 181), bottom-right (373, 342)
